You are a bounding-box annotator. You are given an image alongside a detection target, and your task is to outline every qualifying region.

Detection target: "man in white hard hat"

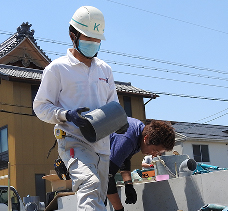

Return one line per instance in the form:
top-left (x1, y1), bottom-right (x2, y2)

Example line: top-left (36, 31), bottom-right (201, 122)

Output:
top-left (33, 6), bottom-right (119, 211)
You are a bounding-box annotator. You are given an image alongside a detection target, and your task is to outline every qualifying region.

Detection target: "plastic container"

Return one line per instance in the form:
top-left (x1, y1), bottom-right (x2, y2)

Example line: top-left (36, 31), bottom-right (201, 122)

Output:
top-left (154, 155), bottom-right (189, 177)
top-left (156, 174), bottom-right (169, 181)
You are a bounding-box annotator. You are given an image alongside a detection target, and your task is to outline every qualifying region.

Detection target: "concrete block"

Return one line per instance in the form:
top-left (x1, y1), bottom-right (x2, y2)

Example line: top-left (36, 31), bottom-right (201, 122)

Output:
top-left (54, 170), bottom-right (228, 211)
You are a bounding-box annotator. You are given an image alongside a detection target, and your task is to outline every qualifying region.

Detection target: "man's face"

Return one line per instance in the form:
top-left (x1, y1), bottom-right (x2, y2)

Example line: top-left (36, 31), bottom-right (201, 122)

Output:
top-left (141, 136), bottom-right (166, 157)
top-left (79, 34), bottom-right (101, 44)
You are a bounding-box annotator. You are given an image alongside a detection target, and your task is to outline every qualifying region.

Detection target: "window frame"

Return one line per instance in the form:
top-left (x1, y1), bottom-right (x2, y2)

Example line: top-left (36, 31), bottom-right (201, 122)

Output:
top-left (123, 96), bottom-right (132, 117)
top-left (0, 125), bottom-right (9, 170)
top-left (192, 144), bottom-right (210, 162)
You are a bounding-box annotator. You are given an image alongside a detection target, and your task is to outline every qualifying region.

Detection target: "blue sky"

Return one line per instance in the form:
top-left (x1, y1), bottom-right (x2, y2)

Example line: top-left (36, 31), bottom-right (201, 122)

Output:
top-left (1, 0), bottom-right (228, 126)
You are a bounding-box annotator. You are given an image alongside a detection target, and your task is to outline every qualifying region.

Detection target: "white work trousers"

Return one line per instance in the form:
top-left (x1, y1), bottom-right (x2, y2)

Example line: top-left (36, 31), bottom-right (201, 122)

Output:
top-left (58, 136), bottom-right (109, 211)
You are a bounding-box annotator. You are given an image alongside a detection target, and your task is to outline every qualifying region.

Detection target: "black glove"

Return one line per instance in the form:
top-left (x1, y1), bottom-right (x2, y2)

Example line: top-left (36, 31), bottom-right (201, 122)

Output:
top-left (125, 183), bottom-right (137, 204)
top-left (115, 122), bottom-right (129, 134)
top-left (54, 158), bottom-right (71, 180)
top-left (66, 107), bottom-right (90, 127)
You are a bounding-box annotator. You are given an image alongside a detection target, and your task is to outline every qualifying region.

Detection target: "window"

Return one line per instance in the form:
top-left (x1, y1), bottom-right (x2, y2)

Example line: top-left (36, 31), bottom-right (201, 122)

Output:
top-left (193, 144), bottom-right (210, 162)
top-left (123, 96), bottom-right (132, 117)
top-left (0, 126), bottom-right (8, 170)
top-left (35, 174), bottom-right (46, 204)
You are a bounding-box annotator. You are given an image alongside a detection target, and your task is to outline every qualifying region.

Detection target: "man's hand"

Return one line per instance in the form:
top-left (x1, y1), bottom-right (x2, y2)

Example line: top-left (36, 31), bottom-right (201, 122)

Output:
top-left (125, 183), bottom-right (137, 204)
top-left (66, 107), bottom-right (90, 127)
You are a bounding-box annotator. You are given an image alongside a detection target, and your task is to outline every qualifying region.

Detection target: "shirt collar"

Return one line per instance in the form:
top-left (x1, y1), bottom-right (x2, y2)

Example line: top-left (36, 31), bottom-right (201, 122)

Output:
top-left (67, 48), bottom-right (81, 66)
top-left (67, 48), bottom-right (97, 67)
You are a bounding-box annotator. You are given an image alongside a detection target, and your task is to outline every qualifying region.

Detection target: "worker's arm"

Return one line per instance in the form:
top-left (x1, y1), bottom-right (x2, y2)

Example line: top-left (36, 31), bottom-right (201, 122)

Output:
top-left (142, 163), bottom-right (153, 168)
top-left (120, 158), bottom-right (137, 205)
top-left (107, 194), bottom-right (124, 211)
top-left (107, 161), bottom-right (124, 211)
top-left (120, 170), bottom-right (132, 182)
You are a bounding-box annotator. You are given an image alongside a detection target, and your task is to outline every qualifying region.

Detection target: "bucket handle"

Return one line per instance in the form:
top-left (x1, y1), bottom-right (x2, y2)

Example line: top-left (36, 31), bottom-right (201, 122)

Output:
top-left (153, 158), bottom-right (176, 178)
top-left (152, 155), bottom-right (190, 178)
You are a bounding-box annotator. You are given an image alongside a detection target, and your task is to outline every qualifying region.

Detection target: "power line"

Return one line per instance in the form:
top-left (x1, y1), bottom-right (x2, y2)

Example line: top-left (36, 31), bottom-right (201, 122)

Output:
top-left (2, 47), bottom-right (228, 83)
top-left (104, 0), bottom-right (228, 36)
top-left (100, 49), bottom-right (228, 76)
top-left (152, 91), bottom-right (228, 102)
top-left (111, 69), bottom-right (228, 89)
top-left (1, 30), bottom-right (228, 75)
top-left (105, 60), bottom-right (228, 82)
top-left (195, 107), bottom-right (228, 123)
top-left (202, 112), bottom-right (228, 125)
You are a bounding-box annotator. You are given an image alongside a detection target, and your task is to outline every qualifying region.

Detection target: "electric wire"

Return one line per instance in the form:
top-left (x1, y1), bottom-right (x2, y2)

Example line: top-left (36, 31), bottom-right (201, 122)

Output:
top-left (105, 60), bottom-right (228, 81)
top-left (152, 91), bottom-right (228, 102)
top-left (2, 47), bottom-right (228, 83)
top-left (111, 69), bottom-right (228, 89)
top-left (2, 50), bottom-right (228, 88)
top-left (0, 30), bottom-right (228, 74)
top-left (1, 30), bottom-right (228, 76)
top-left (45, 48), bottom-right (228, 77)
top-left (202, 112), bottom-right (228, 125)
top-left (195, 107), bottom-right (228, 123)
top-left (100, 49), bottom-right (228, 76)
top-left (104, 0), bottom-right (228, 36)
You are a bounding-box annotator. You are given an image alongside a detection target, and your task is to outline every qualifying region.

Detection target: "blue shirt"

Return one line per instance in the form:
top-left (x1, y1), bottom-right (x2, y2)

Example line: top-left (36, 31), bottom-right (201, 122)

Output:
top-left (110, 117), bottom-right (145, 167)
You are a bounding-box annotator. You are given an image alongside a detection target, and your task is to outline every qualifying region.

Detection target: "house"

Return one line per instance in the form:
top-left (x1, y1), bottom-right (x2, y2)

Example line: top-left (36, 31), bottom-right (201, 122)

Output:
top-left (0, 22), bottom-right (157, 202)
top-left (164, 121), bottom-right (228, 168)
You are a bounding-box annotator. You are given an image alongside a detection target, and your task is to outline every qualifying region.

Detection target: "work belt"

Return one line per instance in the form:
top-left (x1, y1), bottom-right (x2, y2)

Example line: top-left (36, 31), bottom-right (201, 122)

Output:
top-left (47, 129), bottom-right (67, 158)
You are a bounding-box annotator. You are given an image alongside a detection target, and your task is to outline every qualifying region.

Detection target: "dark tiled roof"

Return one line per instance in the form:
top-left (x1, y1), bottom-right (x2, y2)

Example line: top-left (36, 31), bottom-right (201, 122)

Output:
top-left (115, 81), bottom-right (155, 98)
top-left (0, 64), bottom-right (42, 81)
top-left (172, 121), bottom-right (228, 141)
top-left (0, 22), bottom-right (51, 62)
top-left (0, 64), bottom-right (154, 97)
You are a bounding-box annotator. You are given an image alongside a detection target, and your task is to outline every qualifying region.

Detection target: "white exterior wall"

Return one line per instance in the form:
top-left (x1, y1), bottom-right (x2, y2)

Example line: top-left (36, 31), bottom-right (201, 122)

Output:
top-left (180, 140), bottom-right (228, 168)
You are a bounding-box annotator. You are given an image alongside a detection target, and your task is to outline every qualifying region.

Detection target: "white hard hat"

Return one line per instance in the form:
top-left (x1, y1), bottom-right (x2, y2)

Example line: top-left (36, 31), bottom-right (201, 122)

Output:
top-left (69, 6), bottom-right (105, 40)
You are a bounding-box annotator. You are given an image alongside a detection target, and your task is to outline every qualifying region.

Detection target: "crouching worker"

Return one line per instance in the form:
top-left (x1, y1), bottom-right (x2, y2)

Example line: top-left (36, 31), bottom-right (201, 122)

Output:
top-left (107, 117), bottom-right (175, 211)
top-left (33, 5), bottom-right (119, 211)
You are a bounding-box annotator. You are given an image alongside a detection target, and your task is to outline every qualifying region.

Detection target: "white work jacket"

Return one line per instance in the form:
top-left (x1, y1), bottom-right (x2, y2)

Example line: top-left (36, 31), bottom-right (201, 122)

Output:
top-left (33, 49), bottom-right (119, 155)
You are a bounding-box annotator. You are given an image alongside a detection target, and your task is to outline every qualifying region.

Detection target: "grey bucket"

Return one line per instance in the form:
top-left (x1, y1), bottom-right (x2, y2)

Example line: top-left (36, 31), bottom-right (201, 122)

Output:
top-left (153, 154), bottom-right (189, 178)
top-left (80, 101), bottom-right (128, 143)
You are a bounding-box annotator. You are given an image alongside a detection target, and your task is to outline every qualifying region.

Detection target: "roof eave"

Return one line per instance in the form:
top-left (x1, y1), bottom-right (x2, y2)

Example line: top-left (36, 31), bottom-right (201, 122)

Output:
top-left (26, 37), bottom-right (51, 63)
top-left (185, 137), bottom-right (228, 143)
top-left (117, 91), bottom-right (153, 98)
top-left (0, 75), bottom-right (40, 84)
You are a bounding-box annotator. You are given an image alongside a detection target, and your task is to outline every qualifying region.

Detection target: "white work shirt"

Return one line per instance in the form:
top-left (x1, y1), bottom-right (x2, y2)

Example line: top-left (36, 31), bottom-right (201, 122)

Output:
top-left (33, 49), bottom-right (119, 155)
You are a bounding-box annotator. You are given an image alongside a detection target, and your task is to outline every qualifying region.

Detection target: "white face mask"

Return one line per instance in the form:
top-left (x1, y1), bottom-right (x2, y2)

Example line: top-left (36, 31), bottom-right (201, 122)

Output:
top-left (77, 40), bottom-right (101, 58)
